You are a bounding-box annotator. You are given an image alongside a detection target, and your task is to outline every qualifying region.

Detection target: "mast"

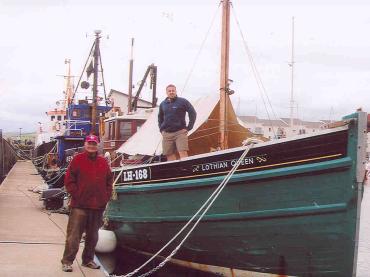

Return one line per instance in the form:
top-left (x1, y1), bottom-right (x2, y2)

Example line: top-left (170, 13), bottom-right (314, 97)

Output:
top-left (219, 0), bottom-right (231, 150)
top-left (128, 38), bottom-right (134, 113)
top-left (289, 17), bottom-right (295, 128)
top-left (91, 30), bottom-right (101, 135)
top-left (63, 59), bottom-right (74, 110)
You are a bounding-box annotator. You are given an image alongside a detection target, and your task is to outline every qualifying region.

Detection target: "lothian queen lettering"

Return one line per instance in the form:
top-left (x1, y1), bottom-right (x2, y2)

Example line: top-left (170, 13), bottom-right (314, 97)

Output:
top-left (201, 161), bottom-right (229, 171)
top-left (196, 157), bottom-right (258, 173)
top-left (230, 157), bottom-right (254, 166)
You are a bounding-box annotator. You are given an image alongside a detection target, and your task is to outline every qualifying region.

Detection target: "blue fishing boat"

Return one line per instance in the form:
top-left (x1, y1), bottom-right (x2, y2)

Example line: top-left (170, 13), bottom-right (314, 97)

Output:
top-left (35, 30), bottom-right (111, 188)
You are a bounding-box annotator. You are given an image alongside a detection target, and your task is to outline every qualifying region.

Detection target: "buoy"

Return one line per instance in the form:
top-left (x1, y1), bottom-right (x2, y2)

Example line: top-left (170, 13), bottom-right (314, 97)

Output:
top-left (95, 229), bottom-right (117, 253)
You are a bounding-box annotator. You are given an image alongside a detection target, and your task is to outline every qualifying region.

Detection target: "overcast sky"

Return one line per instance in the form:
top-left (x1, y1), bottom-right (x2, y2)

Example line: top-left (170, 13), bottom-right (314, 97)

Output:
top-left (1, 0), bottom-right (370, 132)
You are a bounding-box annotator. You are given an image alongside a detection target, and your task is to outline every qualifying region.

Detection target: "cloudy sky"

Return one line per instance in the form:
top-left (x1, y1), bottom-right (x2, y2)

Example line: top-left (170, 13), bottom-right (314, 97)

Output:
top-left (1, 0), bottom-right (370, 132)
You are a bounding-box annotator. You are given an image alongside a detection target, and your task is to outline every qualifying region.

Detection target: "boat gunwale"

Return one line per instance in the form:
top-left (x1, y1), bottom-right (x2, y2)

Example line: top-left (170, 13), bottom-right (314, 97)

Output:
top-left (114, 156), bottom-right (352, 192)
top-left (112, 125), bottom-right (349, 172)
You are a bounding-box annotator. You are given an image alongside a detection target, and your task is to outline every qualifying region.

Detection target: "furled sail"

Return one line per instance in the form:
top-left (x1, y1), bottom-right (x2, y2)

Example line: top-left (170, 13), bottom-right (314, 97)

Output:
top-left (116, 94), bottom-right (254, 156)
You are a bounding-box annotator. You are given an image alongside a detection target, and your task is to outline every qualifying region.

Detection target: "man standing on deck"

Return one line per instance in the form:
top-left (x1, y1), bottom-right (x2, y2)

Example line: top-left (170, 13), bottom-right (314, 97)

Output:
top-left (61, 134), bottom-right (113, 272)
top-left (158, 84), bottom-right (197, 161)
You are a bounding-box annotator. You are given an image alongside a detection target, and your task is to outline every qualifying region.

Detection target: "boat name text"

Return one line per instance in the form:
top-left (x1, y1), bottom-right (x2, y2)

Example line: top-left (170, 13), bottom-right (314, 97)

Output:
top-left (192, 155), bottom-right (267, 173)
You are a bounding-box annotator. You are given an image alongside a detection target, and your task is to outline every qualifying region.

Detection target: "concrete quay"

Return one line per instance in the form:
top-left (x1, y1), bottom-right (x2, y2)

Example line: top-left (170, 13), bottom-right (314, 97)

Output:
top-left (0, 161), bottom-right (105, 277)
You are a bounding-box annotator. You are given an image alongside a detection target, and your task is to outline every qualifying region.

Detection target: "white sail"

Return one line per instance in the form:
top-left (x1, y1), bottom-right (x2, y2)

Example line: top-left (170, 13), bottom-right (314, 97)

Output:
top-left (117, 94), bottom-right (254, 156)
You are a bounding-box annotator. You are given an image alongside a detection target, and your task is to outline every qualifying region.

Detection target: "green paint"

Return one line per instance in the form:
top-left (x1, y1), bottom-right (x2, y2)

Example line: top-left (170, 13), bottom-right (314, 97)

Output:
top-left (105, 112), bottom-right (366, 277)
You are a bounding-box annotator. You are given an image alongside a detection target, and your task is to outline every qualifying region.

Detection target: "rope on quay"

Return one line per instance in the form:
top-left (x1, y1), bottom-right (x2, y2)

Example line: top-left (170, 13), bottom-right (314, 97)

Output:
top-left (0, 240), bottom-right (65, 245)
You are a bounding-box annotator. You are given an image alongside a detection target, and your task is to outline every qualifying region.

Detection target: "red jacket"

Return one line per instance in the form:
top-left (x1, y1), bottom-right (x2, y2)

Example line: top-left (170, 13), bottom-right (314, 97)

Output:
top-left (64, 151), bottom-right (113, 210)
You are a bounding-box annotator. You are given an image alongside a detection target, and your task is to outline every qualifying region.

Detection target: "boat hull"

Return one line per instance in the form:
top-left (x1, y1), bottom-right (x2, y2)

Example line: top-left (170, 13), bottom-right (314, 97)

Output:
top-left (106, 112), bottom-right (366, 277)
top-left (33, 140), bottom-right (56, 159)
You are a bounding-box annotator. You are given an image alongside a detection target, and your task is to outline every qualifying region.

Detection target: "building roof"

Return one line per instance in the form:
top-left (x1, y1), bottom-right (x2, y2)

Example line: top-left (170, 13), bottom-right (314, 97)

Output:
top-left (280, 117), bottom-right (302, 126)
top-left (239, 115), bottom-right (329, 129)
top-left (239, 116), bottom-right (288, 127)
top-left (108, 89), bottom-right (153, 105)
top-left (238, 115), bottom-right (258, 123)
top-left (299, 121), bottom-right (325, 129)
top-left (259, 119), bottom-right (289, 127)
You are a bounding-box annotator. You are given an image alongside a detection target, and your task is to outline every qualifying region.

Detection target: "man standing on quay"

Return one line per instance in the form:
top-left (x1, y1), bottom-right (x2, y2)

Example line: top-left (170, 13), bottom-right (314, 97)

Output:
top-left (158, 84), bottom-right (197, 161)
top-left (61, 134), bottom-right (113, 272)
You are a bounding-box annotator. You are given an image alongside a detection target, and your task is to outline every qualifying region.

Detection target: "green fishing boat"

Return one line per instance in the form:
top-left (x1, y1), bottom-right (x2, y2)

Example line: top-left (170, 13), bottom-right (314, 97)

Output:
top-left (106, 111), bottom-right (366, 276)
top-left (104, 1), bottom-right (367, 276)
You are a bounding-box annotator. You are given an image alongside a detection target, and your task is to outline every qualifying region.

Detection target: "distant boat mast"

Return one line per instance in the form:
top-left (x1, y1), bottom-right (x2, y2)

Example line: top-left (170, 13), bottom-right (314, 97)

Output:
top-left (128, 38), bottom-right (134, 113)
top-left (91, 30), bottom-right (101, 134)
top-left (289, 16), bottom-right (295, 128)
top-left (63, 59), bottom-right (74, 110)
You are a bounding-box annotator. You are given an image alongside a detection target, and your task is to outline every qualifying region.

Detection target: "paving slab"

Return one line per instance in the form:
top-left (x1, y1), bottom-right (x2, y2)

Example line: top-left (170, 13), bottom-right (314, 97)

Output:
top-left (0, 161), bottom-right (106, 277)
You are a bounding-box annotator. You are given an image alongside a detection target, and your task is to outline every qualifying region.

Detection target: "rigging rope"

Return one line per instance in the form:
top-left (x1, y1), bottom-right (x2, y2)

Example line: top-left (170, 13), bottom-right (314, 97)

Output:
top-left (230, 2), bottom-right (279, 138)
top-left (71, 41), bottom-right (96, 103)
top-left (180, 1), bottom-right (222, 96)
top-left (109, 152), bottom-right (123, 166)
top-left (3, 140), bottom-right (32, 160)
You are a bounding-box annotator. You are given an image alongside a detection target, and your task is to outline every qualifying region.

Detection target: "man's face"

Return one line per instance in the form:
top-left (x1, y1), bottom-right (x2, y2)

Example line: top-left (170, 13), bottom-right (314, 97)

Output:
top-left (84, 141), bottom-right (98, 153)
top-left (166, 86), bottom-right (177, 99)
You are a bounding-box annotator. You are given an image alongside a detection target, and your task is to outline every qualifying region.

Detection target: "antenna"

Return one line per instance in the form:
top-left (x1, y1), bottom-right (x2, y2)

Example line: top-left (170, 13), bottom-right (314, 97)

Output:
top-left (289, 16), bottom-right (295, 129)
top-left (128, 38), bottom-right (134, 113)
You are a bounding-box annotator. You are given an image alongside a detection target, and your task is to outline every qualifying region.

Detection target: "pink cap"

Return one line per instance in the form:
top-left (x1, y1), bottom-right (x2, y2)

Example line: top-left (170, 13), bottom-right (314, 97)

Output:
top-left (85, 134), bottom-right (99, 143)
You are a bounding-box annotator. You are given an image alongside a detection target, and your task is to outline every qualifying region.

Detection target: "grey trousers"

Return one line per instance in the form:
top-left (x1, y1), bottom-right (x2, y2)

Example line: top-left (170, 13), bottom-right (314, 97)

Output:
top-left (61, 207), bottom-right (103, 265)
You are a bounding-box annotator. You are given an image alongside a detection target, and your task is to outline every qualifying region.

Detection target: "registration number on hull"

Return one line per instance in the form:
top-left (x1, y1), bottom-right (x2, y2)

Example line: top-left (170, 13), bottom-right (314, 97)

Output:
top-left (123, 168), bottom-right (150, 182)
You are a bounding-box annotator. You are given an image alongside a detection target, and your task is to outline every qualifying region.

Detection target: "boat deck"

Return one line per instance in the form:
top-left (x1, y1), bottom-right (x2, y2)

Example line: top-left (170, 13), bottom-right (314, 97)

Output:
top-left (0, 161), bottom-right (105, 277)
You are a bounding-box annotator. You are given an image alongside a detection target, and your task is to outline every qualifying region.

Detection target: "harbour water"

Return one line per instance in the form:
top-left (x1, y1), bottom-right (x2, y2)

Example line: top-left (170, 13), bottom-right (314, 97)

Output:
top-left (105, 181), bottom-right (370, 277)
top-left (356, 180), bottom-right (370, 277)
top-left (111, 247), bottom-right (217, 277)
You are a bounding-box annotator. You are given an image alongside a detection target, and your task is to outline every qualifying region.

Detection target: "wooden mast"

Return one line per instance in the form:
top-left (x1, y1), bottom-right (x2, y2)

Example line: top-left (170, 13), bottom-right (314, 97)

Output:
top-left (219, 0), bottom-right (231, 150)
top-left (91, 30), bottom-right (101, 135)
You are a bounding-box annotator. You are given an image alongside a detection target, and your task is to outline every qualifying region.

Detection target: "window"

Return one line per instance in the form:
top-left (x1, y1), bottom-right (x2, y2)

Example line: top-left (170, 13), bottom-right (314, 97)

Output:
top-left (120, 122), bottom-right (132, 141)
top-left (254, 127), bottom-right (263, 135)
top-left (81, 109), bottom-right (90, 118)
top-left (269, 127), bottom-right (271, 132)
top-left (109, 122), bottom-right (115, 140)
top-left (136, 122), bottom-right (143, 132)
top-left (51, 116), bottom-right (55, 121)
top-left (57, 115), bottom-right (62, 121)
top-left (104, 123), bottom-right (110, 139)
top-left (277, 127), bottom-right (286, 139)
top-left (72, 110), bottom-right (80, 117)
